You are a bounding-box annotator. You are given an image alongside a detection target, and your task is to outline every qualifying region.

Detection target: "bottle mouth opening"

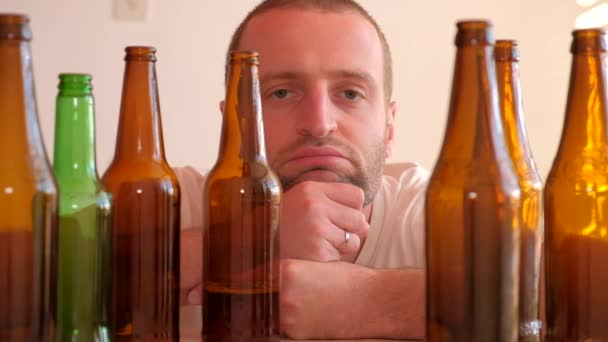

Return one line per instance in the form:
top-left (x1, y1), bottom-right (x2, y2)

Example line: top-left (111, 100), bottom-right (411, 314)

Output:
top-left (59, 73), bottom-right (92, 83)
top-left (229, 50), bottom-right (259, 64)
top-left (124, 46), bottom-right (157, 61)
top-left (456, 20), bottom-right (491, 30)
top-left (573, 28), bottom-right (607, 38)
top-left (0, 14), bottom-right (32, 41)
top-left (0, 14), bottom-right (29, 25)
top-left (495, 40), bottom-right (520, 62)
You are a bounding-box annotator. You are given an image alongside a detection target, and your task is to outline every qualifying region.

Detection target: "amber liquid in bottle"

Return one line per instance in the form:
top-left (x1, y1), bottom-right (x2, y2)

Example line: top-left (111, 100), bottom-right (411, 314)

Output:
top-left (545, 29), bottom-right (608, 342)
top-left (0, 13), bottom-right (58, 342)
top-left (426, 21), bottom-right (521, 342)
top-left (203, 51), bottom-right (281, 342)
top-left (495, 40), bottom-right (544, 342)
top-left (102, 46), bottom-right (180, 341)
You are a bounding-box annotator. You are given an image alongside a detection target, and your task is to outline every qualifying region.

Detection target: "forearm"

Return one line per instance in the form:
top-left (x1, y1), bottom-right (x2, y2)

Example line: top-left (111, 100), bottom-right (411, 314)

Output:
top-left (352, 267), bottom-right (425, 340)
top-left (280, 260), bottom-right (425, 340)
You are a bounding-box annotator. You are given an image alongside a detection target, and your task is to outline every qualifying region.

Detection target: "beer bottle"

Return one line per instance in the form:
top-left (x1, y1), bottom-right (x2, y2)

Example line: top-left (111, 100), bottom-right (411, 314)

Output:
top-left (203, 51), bottom-right (281, 342)
top-left (0, 13), bottom-right (58, 342)
top-left (102, 46), bottom-right (180, 341)
top-left (545, 28), bottom-right (608, 341)
top-left (495, 40), bottom-right (544, 342)
top-left (426, 21), bottom-right (521, 342)
top-left (53, 74), bottom-right (112, 342)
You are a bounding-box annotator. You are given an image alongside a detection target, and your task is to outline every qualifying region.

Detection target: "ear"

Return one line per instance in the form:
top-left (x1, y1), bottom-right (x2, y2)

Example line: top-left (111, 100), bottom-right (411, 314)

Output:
top-left (384, 100), bottom-right (397, 159)
top-left (219, 100), bottom-right (225, 114)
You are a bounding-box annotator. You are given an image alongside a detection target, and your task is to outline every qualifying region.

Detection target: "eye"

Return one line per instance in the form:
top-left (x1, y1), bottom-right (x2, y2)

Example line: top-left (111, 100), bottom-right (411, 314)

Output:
top-left (343, 89), bottom-right (360, 100)
top-left (272, 89), bottom-right (290, 99)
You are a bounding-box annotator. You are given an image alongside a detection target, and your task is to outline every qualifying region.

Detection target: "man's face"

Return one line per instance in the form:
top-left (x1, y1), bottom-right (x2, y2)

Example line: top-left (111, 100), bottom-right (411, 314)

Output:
top-left (238, 8), bottom-right (395, 205)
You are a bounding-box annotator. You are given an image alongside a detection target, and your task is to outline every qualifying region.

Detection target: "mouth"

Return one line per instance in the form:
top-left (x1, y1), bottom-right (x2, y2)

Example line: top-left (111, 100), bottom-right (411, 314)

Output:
top-left (285, 147), bottom-right (348, 169)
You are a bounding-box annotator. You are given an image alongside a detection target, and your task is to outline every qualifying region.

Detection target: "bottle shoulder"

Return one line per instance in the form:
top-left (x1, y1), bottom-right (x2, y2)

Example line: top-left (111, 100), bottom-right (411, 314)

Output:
top-left (102, 159), bottom-right (178, 183)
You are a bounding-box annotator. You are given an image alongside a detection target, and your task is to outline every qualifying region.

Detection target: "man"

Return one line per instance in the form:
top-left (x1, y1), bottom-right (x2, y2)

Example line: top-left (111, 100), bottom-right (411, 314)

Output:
top-left (178, 0), bottom-right (428, 339)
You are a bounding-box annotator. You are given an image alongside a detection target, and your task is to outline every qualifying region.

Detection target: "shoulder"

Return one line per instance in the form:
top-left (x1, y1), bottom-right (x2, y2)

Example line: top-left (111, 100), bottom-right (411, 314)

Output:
top-left (172, 166), bottom-right (208, 230)
top-left (173, 165), bottom-right (207, 185)
top-left (381, 162), bottom-right (429, 200)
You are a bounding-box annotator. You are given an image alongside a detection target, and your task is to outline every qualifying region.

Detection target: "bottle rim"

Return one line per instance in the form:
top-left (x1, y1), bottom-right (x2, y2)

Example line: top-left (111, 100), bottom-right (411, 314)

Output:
top-left (124, 46), bottom-right (157, 61)
top-left (228, 50), bottom-right (259, 64)
top-left (456, 20), bottom-right (492, 30)
top-left (58, 73), bottom-right (93, 95)
top-left (0, 14), bottom-right (29, 25)
top-left (0, 13), bottom-right (32, 41)
top-left (495, 39), bottom-right (520, 62)
top-left (454, 19), bottom-right (494, 46)
top-left (570, 28), bottom-right (607, 53)
top-left (59, 73), bottom-right (92, 83)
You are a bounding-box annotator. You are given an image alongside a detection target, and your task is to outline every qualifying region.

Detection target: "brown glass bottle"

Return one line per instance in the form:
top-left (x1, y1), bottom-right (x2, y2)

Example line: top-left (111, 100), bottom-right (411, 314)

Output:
top-left (203, 51), bottom-right (281, 342)
top-left (426, 21), bottom-right (521, 342)
top-left (0, 14), bottom-right (58, 342)
top-left (102, 46), bottom-right (180, 342)
top-left (495, 40), bottom-right (544, 342)
top-left (545, 28), bottom-right (608, 342)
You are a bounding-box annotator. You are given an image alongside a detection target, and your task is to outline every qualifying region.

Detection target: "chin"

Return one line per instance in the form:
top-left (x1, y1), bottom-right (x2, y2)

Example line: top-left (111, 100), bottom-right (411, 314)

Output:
top-left (280, 168), bottom-right (350, 190)
top-left (293, 169), bottom-right (344, 183)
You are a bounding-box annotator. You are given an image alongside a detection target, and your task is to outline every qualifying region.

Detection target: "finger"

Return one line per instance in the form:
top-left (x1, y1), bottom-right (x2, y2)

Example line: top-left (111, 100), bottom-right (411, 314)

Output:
top-left (326, 228), bottom-right (361, 255)
top-left (298, 181), bottom-right (365, 210)
top-left (327, 203), bottom-right (370, 239)
top-left (183, 283), bottom-right (203, 305)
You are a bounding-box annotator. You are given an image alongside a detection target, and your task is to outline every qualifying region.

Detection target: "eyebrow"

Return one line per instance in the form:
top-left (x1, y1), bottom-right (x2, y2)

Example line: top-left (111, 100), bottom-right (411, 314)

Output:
top-left (327, 70), bottom-right (375, 85)
top-left (260, 69), bottom-right (376, 85)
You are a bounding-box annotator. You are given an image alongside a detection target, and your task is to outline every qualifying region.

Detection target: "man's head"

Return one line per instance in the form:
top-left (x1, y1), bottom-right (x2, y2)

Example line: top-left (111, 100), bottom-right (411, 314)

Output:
top-left (226, 0), bottom-right (397, 205)
top-left (227, 0), bottom-right (393, 104)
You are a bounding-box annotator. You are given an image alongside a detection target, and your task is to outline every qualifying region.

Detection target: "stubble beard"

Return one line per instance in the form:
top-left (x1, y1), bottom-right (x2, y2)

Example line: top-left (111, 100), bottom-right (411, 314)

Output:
top-left (273, 135), bottom-right (386, 206)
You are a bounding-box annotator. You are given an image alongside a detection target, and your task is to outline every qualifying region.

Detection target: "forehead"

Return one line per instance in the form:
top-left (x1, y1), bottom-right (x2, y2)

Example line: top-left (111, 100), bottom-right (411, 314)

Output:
top-left (238, 8), bottom-right (384, 84)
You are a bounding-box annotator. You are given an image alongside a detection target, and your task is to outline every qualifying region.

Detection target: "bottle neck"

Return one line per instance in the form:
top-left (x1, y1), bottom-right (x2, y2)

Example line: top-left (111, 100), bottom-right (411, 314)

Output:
top-left (440, 43), bottom-right (505, 162)
top-left (113, 59), bottom-right (166, 163)
top-left (496, 56), bottom-right (540, 180)
top-left (0, 39), bottom-right (49, 170)
top-left (217, 58), bottom-right (268, 166)
top-left (559, 49), bottom-right (608, 155)
top-left (53, 91), bottom-right (98, 181)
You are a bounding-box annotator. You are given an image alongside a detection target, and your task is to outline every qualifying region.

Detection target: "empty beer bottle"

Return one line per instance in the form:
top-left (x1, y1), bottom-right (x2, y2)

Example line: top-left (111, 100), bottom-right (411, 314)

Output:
top-left (0, 13), bottom-right (58, 342)
top-left (203, 51), bottom-right (281, 342)
top-left (53, 74), bottom-right (112, 342)
top-left (495, 40), bottom-right (544, 342)
top-left (545, 28), bottom-right (608, 341)
top-left (102, 46), bottom-right (180, 341)
top-left (426, 21), bottom-right (521, 342)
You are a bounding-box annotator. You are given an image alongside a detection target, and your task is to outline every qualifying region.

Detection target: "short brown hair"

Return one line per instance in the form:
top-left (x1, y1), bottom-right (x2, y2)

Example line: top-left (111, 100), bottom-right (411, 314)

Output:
top-left (226, 0), bottom-right (393, 102)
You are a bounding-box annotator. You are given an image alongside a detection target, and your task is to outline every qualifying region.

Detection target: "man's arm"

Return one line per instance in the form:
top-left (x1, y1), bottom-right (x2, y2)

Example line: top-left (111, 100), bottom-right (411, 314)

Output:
top-left (280, 259), bottom-right (425, 340)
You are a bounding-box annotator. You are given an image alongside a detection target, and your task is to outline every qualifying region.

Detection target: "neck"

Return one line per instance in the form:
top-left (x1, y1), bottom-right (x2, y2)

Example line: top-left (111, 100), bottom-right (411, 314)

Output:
top-left (113, 58), bottom-right (165, 162)
top-left (53, 88), bottom-right (98, 180)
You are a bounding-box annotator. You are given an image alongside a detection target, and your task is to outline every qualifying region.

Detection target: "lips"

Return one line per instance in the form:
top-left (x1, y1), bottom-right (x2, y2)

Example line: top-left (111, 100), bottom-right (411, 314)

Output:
top-left (290, 147), bottom-right (346, 160)
top-left (283, 147), bottom-right (349, 169)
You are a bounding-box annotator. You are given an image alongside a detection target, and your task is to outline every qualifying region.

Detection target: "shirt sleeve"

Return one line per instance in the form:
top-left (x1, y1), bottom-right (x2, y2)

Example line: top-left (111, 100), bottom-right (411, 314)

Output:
top-left (173, 166), bottom-right (206, 231)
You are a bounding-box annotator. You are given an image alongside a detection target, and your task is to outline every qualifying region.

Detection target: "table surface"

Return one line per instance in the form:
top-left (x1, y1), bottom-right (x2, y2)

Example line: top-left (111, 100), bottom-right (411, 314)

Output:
top-left (179, 306), bottom-right (415, 341)
top-left (182, 339), bottom-right (410, 342)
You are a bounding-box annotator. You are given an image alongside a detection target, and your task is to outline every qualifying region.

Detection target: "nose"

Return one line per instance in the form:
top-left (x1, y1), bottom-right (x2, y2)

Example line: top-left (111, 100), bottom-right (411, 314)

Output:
top-left (295, 85), bottom-right (337, 137)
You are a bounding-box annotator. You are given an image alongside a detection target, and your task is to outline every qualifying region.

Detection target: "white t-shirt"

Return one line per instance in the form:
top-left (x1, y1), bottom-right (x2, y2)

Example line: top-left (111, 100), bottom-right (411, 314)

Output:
top-left (174, 162), bottom-right (429, 269)
top-left (175, 162), bottom-right (429, 336)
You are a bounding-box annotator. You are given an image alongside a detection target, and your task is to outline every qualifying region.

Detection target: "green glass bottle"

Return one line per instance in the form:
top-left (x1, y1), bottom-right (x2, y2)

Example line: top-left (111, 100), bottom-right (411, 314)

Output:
top-left (53, 74), bottom-right (112, 342)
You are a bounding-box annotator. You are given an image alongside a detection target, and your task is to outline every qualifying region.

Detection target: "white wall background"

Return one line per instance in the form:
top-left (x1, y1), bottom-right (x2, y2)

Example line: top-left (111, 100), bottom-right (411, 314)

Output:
top-left (0, 0), bottom-right (599, 179)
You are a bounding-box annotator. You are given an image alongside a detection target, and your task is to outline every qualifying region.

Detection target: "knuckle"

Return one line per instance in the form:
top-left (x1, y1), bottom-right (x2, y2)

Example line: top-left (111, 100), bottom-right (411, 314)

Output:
top-left (301, 197), bottom-right (318, 213)
top-left (322, 244), bottom-right (340, 261)
top-left (353, 186), bottom-right (365, 204)
top-left (311, 223), bottom-right (327, 236)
